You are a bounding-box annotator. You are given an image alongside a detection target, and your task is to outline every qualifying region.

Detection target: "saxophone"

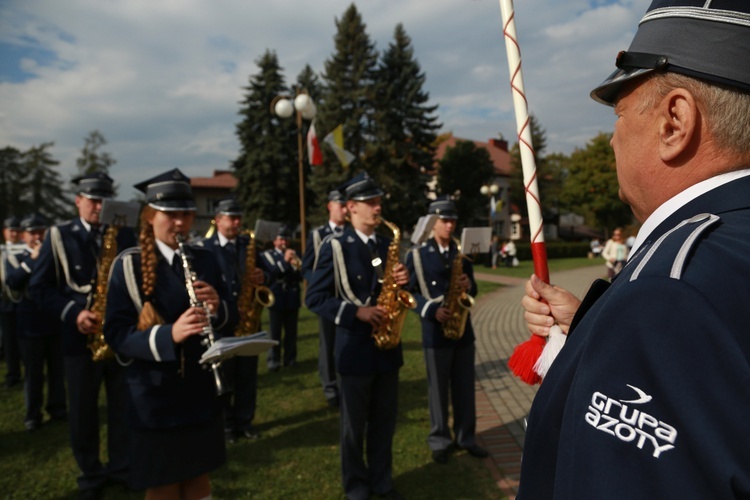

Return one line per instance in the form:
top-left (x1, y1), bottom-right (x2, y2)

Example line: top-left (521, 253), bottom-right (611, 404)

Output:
top-left (371, 217), bottom-right (417, 350)
top-left (88, 224), bottom-right (119, 361)
top-left (442, 238), bottom-right (475, 340)
top-left (175, 234), bottom-right (228, 395)
top-left (235, 230), bottom-right (275, 336)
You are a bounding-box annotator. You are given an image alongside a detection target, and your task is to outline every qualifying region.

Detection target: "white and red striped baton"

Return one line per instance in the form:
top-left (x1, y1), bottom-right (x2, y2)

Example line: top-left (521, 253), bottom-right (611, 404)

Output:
top-left (498, 0), bottom-right (565, 385)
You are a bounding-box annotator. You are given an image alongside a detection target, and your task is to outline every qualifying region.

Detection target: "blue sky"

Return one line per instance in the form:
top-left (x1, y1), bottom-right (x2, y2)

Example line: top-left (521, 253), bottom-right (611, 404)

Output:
top-left (0, 0), bottom-right (647, 199)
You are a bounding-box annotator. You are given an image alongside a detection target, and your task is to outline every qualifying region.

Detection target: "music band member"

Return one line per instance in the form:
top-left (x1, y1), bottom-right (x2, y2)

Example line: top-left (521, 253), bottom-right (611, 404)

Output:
top-left (1, 215), bottom-right (24, 388)
top-left (306, 172), bottom-right (409, 500)
top-left (4, 213), bottom-right (67, 432)
top-left (262, 226), bottom-right (302, 372)
top-left (301, 189), bottom-right (347, 408)
top-left (104, 168), bottom-right (236, 498)
top-left (200, 197), bottom-right (268, 442)
top-left (405, 197), bottom-right (488, 464)
top-left (30, 172), bottom-right (135, 499)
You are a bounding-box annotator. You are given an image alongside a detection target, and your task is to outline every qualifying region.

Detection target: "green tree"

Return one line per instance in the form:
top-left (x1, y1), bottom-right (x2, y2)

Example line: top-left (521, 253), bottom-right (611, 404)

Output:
top-left (437, 140), bottom-right (495, 228)
top-left (368, 23), bottom-right (441, 230)
top-left (75, 130), bottom-right (116, 176)
top-left (559, 132), bottom-right (633, 231)
top-left (23, 142), bottom-right (74, 222)
top-left (309, 3), bottom-right (379, 202)
top-left (233, 50), bottom-right (297, 232)
top-left (508, 115), bottom-right (553, 215)
top-left (0, 146), bottom-right (26, 224)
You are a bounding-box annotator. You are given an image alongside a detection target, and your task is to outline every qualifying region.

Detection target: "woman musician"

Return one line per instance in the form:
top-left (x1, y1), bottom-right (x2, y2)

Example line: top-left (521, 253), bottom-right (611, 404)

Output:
top-left (104, 168), bottom-right (236, 498)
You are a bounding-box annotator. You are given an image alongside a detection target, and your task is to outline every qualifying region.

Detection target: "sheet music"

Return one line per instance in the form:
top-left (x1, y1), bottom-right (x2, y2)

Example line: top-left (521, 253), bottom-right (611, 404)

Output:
top-left (199, 331), bottom-right (278, 364)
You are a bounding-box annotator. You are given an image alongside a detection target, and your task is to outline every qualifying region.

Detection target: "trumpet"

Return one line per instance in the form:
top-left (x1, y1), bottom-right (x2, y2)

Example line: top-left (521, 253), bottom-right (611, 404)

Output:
top-left (281, 245), bottom-right (302, 271)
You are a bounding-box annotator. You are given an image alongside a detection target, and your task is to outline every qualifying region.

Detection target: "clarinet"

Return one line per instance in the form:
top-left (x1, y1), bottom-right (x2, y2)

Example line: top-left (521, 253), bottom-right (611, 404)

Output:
top-left (175, 234), bottom-right (228, 396)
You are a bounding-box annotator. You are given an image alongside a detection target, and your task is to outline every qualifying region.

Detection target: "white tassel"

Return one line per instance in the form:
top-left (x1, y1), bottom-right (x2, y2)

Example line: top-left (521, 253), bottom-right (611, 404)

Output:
top-left (533, 324), bottom-right (567, 379)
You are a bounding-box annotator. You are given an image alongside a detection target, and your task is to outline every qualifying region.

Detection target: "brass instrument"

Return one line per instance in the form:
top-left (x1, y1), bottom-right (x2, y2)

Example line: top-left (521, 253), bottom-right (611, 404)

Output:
top-left (175, 234), bottom-right (228, 395)
top-left (442, 238), bottom-right (475, 340)
top-left (205, 219), bottom-right (216, 238)
top-left (371, 217), bottom-right (416, 350)
top-left (235, 230), bottom-right (275, 336)
top-left (281, 244), bottom-right (302, 271)
top-left (88, 224), bottom-right (120, 361)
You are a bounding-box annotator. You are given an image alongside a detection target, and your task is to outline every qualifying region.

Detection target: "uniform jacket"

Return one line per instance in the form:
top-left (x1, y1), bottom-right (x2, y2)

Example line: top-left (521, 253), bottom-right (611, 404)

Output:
top-left (301, 223), bottom-right (334, 282)
top-left (4, 248), bottom-right (57, 338)
top-left (518, 175), bottom-right (750, 499)
top-left (198, 232), bottom-right (272, 337)
top-left (262, 247), bottom-right (302, 311)
top-left (305, 227), bottom-right (403, 376)
top-left (28, 219), bottom-right (137, 356)
top-left (104, 243), bottom-right (235, 430)
top-left (405, 238), bottom-right (477, 349)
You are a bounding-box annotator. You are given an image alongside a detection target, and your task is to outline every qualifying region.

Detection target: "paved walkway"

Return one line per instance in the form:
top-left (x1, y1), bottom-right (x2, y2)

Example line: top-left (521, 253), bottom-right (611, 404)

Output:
top-left (470, 265), bottom-right (606, 498)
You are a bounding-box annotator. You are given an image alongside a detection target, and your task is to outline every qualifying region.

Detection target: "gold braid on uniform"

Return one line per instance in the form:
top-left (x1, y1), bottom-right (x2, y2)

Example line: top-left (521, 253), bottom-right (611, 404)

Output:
top-left (137, 207), bottom-right (164, 330)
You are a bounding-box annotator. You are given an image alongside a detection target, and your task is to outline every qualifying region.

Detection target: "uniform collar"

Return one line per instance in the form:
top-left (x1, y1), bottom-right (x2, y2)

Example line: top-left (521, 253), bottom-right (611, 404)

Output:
top-left (217, 232), bottom-right (235, 247)
top-left (354, 228), bottom-right (376, 246)
top-left (155, 238), bottom-right (178, 265)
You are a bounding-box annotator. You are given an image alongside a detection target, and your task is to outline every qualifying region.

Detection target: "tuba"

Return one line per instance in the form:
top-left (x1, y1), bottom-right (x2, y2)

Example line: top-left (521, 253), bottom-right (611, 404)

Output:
top-left (442, 238), bottom-right (475, 340)
top-left (371, 217), bottom-right (416, 350)
top-left (234, 230), bottom-right (275, 336)
top-left (88, 223), bottom-right (121, 361)
top-left (175, 234), bottom-right (228, 395)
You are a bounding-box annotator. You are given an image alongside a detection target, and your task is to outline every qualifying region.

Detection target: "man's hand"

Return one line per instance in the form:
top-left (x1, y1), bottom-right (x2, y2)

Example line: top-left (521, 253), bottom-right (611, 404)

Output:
top-left (172, 306), bottom-right (209, 343)
top-left (457, 273), bottom-right (470, 291)
top-left (76, 310), bottom-right (100, 335)
top-left (356, 306), bottom-right (384, 328)
top-left (435, 307), bottom-right (451, 323)
top-left (521, 274), bottom-right (581, 336)
top-left (250, 267), bottom-right (265, 286)
top-left (391, 263), bottom-right (409, 287)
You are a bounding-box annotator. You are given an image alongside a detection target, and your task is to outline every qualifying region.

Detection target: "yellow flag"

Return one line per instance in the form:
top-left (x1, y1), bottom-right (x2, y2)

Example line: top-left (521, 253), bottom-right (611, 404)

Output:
top-left (323, 124), bottom-right (356, 168)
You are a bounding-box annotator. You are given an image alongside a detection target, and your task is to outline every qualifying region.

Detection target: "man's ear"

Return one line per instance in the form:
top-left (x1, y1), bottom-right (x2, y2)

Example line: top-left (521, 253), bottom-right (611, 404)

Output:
top-left (658, 88), bottom-right (698, 162)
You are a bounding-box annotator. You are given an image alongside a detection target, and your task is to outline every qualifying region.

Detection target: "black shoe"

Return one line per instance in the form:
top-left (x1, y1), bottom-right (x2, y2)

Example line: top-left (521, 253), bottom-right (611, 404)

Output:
top-left (240, 427), bottom-right (261, 440)
top-left (431, 448), bottom-right (450, 464)
top-left (78, 488), bottom-right (102, 500)
top-left (225, 429), bottom-right (237, 444)
top-left (379, 489), bottom-right (404, 500)
top-left (267, 364), bottom-right (280, 372)
top-left (326, 396), bottom-right (340, 408)
top-left (24, 420), bottom-right (42, 432)
top-left (50, 413), bottom-right (68, 423)
top-left (461, 444), bottom-right (489, 458)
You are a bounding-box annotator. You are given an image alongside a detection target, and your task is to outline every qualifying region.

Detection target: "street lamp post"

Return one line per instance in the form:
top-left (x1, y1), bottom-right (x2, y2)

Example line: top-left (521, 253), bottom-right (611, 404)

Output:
top-left (479, 183), bottom-right (499, 231)
top-left (272, 90), bottom-right (317, 254)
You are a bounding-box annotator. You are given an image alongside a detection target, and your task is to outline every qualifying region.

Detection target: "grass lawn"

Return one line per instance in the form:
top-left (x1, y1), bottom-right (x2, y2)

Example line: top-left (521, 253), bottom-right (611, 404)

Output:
top-left (476, 255), bottom-right (604, 279)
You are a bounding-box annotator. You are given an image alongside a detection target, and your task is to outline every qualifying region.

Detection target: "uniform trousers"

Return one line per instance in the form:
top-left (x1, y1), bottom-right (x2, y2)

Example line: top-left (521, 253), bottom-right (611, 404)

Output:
top-left (221, 355), bottom-right (258, 433)
top-left (339, 369), bottom-right (399, 500)
top-left (268, 308), bottom-right (298, 368)
top-left (1, 311), bottom-right (22, 385)
top-left (317, 316), bottom-right (338, 402)
top-left (64, 354), bottom-right (129, 490)
top-left (19, 334), bottom-right (66, 424)
top-left (424, 342), bottom-right (478, 451)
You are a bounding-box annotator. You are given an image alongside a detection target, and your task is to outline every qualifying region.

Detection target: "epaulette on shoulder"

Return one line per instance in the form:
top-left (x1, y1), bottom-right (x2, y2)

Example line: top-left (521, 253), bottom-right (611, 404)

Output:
top-left (628, 213), bottom-right (720, 282)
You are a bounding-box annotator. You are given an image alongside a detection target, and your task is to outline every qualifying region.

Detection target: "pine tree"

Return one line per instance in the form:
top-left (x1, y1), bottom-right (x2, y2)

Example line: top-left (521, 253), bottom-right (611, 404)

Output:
top-left (75, 130), bottom-right (119, 196)
top-left (309, 3), bottom-right (379, 203)
top-left (369, 23), bottom-right (441, 231)
top-left (0, 146), bottom-right (26, 223)
top-left (233, 50), bottom-right (297, 233)
top-left (23, 142), bottom-right (74, 221)
top-left (437, 140), bottom-right (495, 228)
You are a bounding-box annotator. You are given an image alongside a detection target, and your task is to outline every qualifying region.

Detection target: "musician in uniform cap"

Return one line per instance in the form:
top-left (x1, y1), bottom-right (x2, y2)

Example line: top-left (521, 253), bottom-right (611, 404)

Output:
top-left (104, 168), bottom-right (236, 497)
top-left (199, 197), bottom-right (269, 442)
top-left (5, 214), bottom-right (67, 431)
top-left (30, 172), bottom-right (136, 499)
top-left (306, 172), bottom-right (409, 500)
top-left (301, 188), bottom-right (347, 407)
top-left (1, 215), bottom-right (23, 388)
top-left (404, 197), bottom-right (487, 464)
top-left (518, 1), bottom-right (750, 497)
top-left (262, 225), bottom-right (302, 371)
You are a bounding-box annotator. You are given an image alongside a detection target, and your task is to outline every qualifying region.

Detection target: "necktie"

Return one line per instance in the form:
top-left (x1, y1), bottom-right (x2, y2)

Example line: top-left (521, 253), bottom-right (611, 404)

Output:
top-left (334, 226), bottom-right (343, 234)
top-left (225, 241), bottom-right (237, 263)
top-left (367, 238), bottom-right (384, 287)
top-left (172, 252), bottom-right (184, 278)
top-left (89, 226), bottom-right (101, 255)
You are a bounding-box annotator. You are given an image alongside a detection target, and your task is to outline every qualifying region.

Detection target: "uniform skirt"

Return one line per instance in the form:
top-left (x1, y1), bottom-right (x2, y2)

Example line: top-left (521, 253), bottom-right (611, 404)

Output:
top-left (129, 414), bottom-right (226, 490)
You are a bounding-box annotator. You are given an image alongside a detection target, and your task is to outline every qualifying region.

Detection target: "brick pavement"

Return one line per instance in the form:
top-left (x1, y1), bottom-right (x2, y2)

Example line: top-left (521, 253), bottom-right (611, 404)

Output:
top-left (470, 265), bottom-right (606, 498)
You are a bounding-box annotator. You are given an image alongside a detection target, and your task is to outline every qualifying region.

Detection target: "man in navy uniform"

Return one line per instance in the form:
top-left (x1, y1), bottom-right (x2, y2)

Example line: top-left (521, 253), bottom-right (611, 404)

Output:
top-left (262, 226), bottom-right (302, 372)
top-left (5, 213), bottom-right (67, 431)
top-left (301, 189), bottom-right (347, 408)
top-left (1, 216), bottom-right (23, 388)
top-left (405, 197), bottom-right (487, 464)
top-left (519, 1), bottom-right (750, 497)
top-left (306, 172), bottom-right (409, 500)
top-left (30, 172), bottom-right (136, 499)
top-left (201, 198), bottom-right (268, 442)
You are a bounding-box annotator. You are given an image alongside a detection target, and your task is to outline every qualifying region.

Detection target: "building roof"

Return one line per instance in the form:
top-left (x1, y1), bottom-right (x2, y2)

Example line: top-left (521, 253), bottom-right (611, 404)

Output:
top-left (434, 133), bottom-right (512, 177)
top-left (191, 170), bottom-right (237, 189)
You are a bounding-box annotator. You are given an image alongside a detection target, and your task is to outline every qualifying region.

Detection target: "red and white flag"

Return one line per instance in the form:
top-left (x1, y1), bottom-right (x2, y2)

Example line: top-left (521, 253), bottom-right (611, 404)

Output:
top-left (307, 120), bottom-right (323, 166)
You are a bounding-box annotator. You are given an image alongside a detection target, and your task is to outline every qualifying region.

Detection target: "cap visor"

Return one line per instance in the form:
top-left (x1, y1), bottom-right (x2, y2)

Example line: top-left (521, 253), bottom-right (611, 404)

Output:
top-left (148, 200), bottom-right (197, 211)
top-left (590, 67), bottom-right (653, 106)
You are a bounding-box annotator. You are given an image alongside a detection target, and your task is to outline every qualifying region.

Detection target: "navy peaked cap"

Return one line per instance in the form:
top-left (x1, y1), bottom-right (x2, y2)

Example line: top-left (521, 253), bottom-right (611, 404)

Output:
top-left (215, 197), bottom-right (243, 216)
top-left (591, 0), bottom-right (750, 105)
top-left (328, 189), bottom-right (345, 203)
top-left (20, 213), bottom-right (48, 231)
top-left (3, 216), bottom-right (21, 230)
top-left (72, 171), bottom-right (114, 199)
top-left (342, 172), bottom-right (384, 201)
top-left (428, 195), bottom-right (458, 220)
top-left (276, 225), bottom-right (291, 239)
top-left (134, 168), bottom-right (196, 211)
